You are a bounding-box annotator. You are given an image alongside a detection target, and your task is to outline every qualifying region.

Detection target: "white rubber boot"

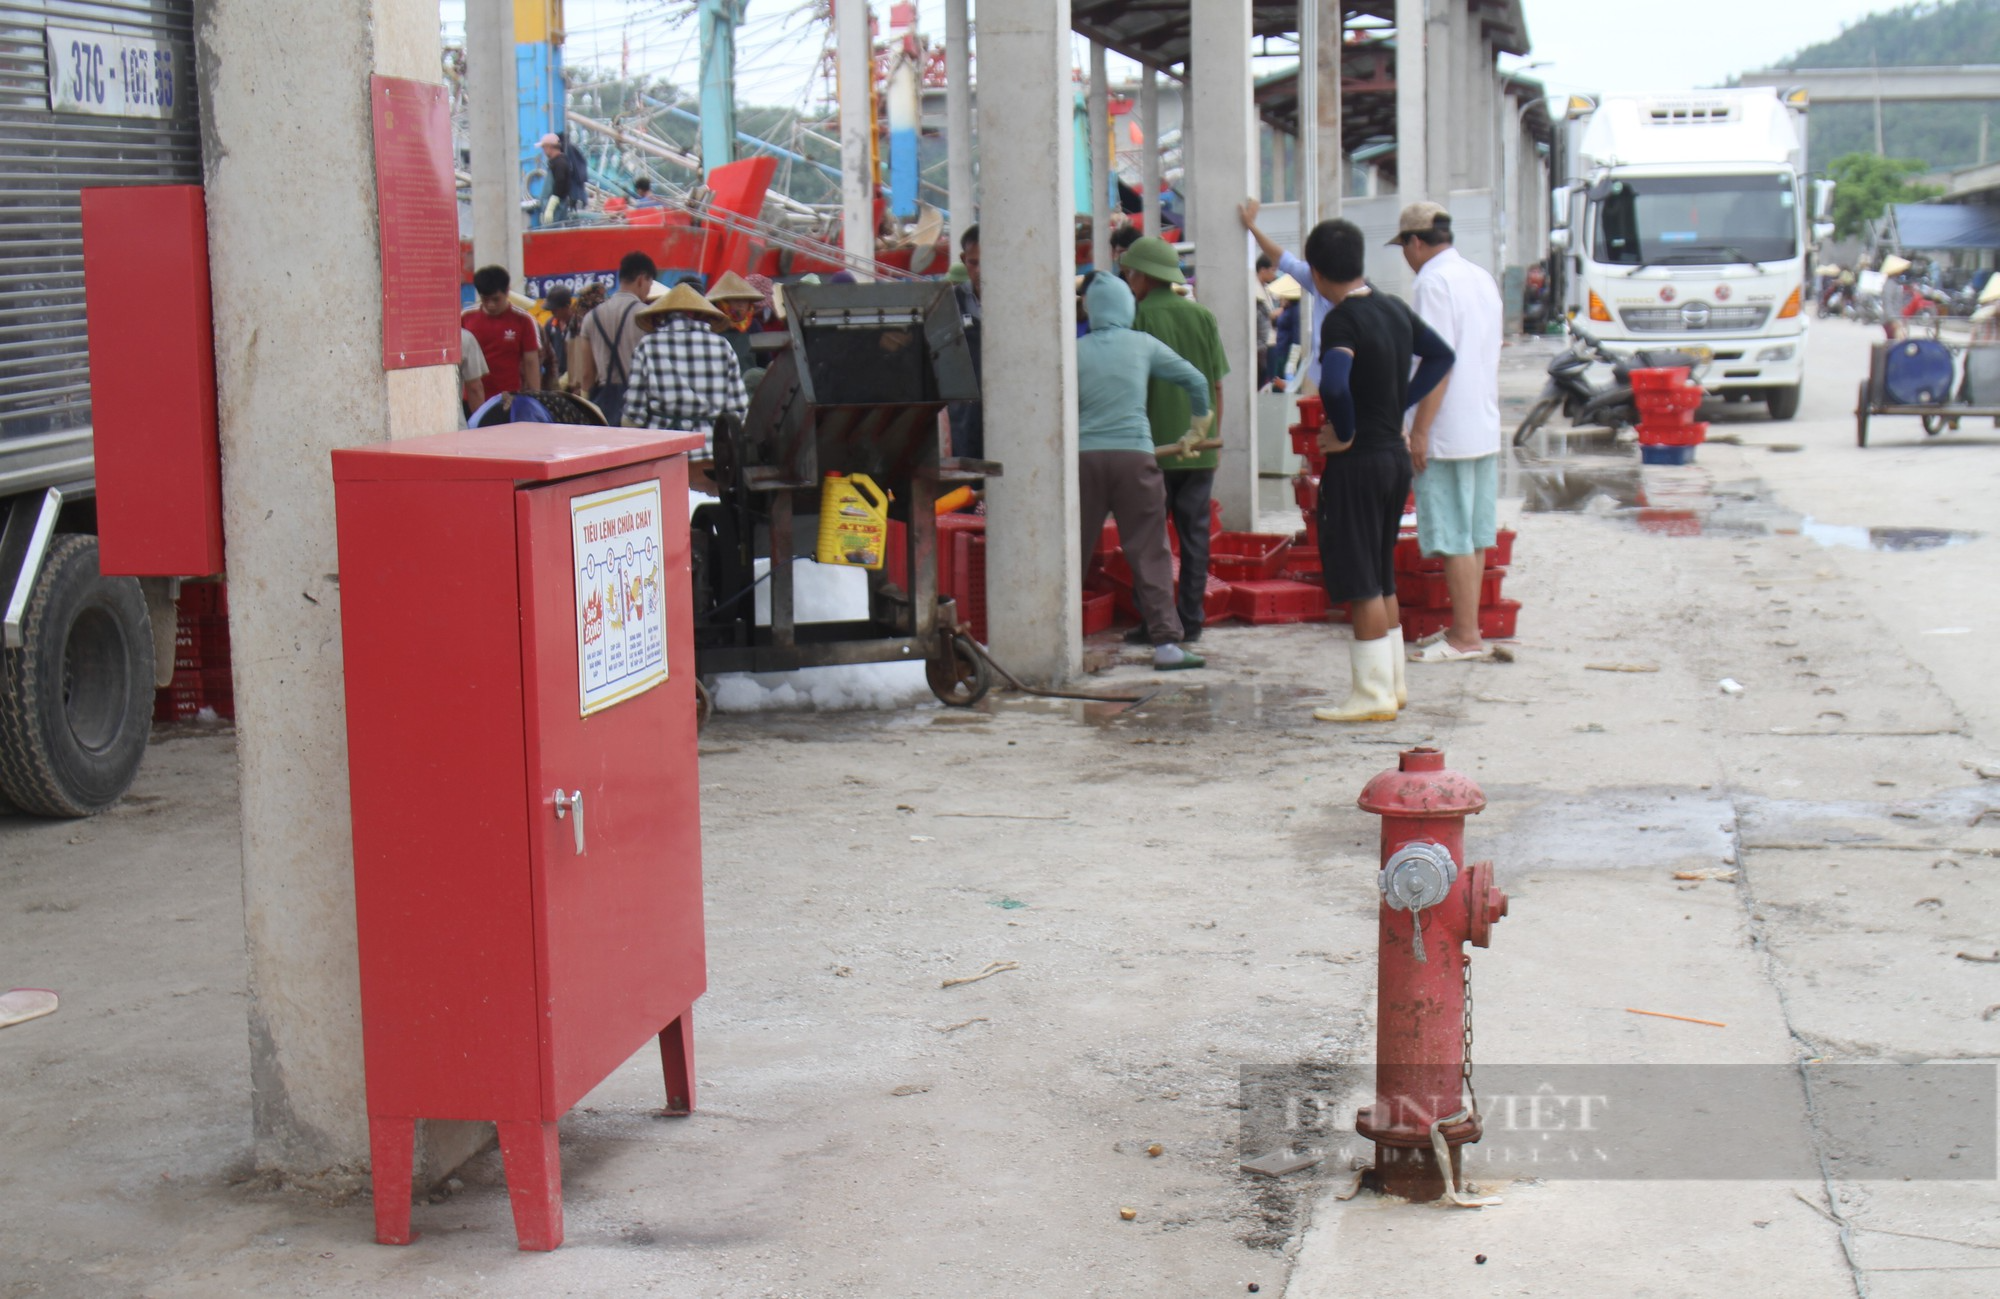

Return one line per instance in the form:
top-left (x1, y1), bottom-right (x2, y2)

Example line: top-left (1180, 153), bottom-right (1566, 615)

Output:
top-left (1390, 628), bottom-right (1408, 708)
top-left (1314, 635), bottom-right (1400, 723)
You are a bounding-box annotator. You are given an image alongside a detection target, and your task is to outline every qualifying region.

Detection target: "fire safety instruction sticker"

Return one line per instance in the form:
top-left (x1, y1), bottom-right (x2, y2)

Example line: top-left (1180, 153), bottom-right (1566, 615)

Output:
top-left (570, 480), bottom-right (668, 716)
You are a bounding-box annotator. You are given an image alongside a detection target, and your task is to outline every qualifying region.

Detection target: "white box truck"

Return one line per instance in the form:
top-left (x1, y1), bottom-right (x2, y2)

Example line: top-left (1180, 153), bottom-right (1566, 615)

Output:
top-left (1552, 88), bottom-right (1834, 420)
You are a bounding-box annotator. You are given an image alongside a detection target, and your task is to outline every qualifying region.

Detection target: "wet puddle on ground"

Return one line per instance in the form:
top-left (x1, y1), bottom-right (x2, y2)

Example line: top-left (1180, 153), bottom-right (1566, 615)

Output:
top-left (987, 682), bottom-right (1325, 731)
top-left (1504, 441), bottom-right (1982, 548)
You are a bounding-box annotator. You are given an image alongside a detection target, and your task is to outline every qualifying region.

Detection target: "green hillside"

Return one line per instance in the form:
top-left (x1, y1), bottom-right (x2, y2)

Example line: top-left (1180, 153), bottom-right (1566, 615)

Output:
top-left (1758, 0), bottom-right (2000, 169)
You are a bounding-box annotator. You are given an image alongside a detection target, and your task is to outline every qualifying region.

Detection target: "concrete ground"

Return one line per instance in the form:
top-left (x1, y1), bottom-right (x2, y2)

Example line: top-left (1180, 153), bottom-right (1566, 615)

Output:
top-left (3, 317), bottom-right (1997, 1297)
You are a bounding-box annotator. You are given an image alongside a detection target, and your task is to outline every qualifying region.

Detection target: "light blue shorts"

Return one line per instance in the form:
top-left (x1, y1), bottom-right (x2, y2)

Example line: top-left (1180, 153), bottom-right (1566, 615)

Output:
top-left (1414, 454), bottom-right (1498, 558)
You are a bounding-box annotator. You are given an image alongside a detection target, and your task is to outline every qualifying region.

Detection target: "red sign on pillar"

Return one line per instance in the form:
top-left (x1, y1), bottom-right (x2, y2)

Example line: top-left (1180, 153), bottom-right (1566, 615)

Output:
top-left (370, 75), bottom-right (459, 370)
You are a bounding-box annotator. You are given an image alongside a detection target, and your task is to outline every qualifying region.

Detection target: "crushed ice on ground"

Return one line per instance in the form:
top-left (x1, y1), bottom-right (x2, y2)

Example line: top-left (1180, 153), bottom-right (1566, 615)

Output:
top-left (699, 497), bottom-right (934, 712)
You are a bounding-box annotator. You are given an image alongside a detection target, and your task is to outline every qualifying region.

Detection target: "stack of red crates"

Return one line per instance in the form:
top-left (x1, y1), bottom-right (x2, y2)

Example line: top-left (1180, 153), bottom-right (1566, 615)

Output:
top-left (1631, 366), bottom-right (1706, 465)
top-left (156, 581), bottom-right (233, 721)
top-left (937, 514), bottom-right (1122, 643)
top-left (1292, 396), bottom-right (1522, 642)
top-left (1394, 529), bottom-right (1520, 642)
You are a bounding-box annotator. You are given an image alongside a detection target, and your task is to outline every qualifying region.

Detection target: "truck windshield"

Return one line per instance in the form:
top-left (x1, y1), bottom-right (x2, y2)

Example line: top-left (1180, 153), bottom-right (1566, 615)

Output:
top-left (1592, 174), bottom-right (1797, 266)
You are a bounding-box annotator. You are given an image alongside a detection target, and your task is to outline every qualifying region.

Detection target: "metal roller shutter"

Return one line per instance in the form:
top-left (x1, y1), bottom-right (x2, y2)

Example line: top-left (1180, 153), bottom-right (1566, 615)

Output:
top-left (0, 0), bottom-right (199, 494)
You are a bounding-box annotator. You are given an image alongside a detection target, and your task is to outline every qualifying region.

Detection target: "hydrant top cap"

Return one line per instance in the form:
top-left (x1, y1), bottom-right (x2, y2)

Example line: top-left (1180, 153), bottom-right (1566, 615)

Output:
top-left (1357, 747), bottom-right (1487, 817)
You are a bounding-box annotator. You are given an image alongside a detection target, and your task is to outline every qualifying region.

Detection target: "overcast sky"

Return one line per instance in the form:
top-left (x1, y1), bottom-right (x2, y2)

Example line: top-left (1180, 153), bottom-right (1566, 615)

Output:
top-left (1515, 0), bottom-right (1916, 96)
top-left (442, 0), bottom-right (1916, 109)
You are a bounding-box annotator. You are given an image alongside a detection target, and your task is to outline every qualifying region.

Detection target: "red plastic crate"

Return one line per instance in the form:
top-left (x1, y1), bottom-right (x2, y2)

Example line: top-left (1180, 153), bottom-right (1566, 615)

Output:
top-left (1081, 587), bottom-right (1115, 636)
top-left (154, 666), bottom-right (234, 722)
top-left (1109, 564), bottom-right (1232, 625)
top-left (1209, 531), bottom-right (1293, 582)
top-left (1290, 426), bottom-right (1327, 474)
top-left (1635, 389), bottom-right (1702, 420)
top-left (1395, 565), bottom-right (1507, 611)
top-left (950, 530), bottom-right (988, 644)
top-left (1629, 366), bottom-right (1691, 392)
top-left (1293, 473), bottom-right (1319, 515)
top-left (1095, 519), bottom-right (1120, 556)
top-left (1394, 527), bottom-right (1516, 573)
top-left (1228, 578), bottom-right (1330, 624)
top-left (1638, 421), bottom-right (1707, 447)
top-left (935, 513), bottom-right (985, 600)
top-left (1400, 599), bottom-right (1521, 643)
top-left (1279, 547), bottom-right (1322, 582)
top-left (178, 580), bottom-right (228, 616)
top-left (1297, 395), bottom-right (1324, 428)
top-left (174, 613), bottom-right (231, 671)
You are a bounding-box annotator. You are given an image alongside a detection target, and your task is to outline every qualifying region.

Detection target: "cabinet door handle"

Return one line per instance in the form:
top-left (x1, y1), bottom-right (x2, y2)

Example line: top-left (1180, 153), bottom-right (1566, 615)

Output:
top-left (553, 789), bottom-right (585, 855)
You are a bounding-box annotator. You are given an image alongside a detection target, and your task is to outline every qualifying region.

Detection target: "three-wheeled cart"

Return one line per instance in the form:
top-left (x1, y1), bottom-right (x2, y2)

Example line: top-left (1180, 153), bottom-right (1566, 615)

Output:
top-left (690, 281), bottom-right (998, 714)
top-left (1855, 328), bottom-right (2000, 446)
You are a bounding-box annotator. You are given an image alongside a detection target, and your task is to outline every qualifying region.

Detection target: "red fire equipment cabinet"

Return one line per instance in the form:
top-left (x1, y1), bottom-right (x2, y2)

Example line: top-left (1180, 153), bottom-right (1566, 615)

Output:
top-left (332, 425), bottom-right (709, 1252)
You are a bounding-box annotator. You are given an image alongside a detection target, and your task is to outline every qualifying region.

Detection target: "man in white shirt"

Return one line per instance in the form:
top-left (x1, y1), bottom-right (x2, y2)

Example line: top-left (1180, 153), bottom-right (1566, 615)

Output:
top-left (1395, 201), bottom-right (1503, 662)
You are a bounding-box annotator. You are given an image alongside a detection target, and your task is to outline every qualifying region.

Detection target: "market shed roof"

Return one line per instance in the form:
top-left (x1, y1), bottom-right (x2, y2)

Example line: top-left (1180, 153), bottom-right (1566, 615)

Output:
top-left (1069, 0), bottom-right (1530, 73)
top-left (1891, 202), bottom-right (2000, 251)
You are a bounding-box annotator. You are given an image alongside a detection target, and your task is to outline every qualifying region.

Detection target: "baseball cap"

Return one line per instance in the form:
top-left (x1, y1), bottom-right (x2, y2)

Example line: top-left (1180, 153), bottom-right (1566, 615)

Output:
top-left (1387, 201), bottom-right (1452, 245)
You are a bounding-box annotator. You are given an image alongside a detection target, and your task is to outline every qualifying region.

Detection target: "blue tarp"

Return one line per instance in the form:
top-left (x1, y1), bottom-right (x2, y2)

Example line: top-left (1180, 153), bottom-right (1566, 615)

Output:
top-left (1891, 202), bottom-right (2000, 251)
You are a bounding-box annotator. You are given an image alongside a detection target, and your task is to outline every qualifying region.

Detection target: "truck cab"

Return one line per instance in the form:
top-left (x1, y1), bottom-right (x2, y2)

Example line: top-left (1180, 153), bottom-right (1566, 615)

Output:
top-left (1554, 90), bottom-right (1831, 420)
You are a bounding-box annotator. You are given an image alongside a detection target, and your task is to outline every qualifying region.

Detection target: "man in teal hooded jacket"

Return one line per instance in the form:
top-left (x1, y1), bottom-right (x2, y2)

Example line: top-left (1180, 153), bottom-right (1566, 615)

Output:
top-left (1076, 272), bottom-right (1212, 670)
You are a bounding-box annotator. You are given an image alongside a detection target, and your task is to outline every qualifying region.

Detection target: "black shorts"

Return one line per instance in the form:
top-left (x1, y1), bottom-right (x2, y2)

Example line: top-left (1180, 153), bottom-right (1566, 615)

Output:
top-left (1316, 446), bottom-right (1412, 604)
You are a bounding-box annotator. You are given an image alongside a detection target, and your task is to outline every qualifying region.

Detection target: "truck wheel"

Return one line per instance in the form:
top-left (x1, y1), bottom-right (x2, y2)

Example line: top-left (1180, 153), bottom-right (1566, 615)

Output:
top-left (0, 535), bottom-right (154, 817)
top-left (1766, 385), bottom-right (1802, 420)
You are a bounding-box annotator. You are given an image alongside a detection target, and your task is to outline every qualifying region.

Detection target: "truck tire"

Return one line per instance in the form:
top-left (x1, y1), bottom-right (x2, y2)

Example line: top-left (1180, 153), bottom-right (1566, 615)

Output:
top-left (1766, 385), bottom-right (1802, 421)
top-left (0, 534), bottom-right (154, 817)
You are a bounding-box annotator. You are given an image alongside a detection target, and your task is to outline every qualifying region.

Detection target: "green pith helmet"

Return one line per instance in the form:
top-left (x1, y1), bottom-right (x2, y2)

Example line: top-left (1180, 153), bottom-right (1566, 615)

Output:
top-left (1118, 235), bottom-right (1186, 285)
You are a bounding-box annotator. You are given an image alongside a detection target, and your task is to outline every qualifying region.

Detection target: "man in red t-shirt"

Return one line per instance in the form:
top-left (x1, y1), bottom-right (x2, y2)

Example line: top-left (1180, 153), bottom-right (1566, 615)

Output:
top-left (461, 264), bottom-right (540, 398)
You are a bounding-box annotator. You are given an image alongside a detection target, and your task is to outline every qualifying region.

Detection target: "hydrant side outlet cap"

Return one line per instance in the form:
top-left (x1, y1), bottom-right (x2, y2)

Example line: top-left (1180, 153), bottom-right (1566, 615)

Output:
top-left (1357, 748), bottom-right (1487, 817)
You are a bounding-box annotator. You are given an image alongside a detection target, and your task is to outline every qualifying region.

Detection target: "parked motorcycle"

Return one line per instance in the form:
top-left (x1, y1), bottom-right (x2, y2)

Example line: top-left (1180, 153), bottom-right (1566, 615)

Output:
top-left (1513, 322), bottom-right (1709, 446)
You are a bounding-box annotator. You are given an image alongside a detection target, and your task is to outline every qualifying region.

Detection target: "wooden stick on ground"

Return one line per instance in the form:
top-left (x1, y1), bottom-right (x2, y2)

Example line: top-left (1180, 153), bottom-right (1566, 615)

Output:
top-left (1626, 1007), bottom-right (1727, 1028)
top-left (942, 960), bottom-right (1020, 989)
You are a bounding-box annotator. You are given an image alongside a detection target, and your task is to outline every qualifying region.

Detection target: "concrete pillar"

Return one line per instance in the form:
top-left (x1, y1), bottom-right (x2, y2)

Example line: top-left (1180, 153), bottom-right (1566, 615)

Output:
top-left (1178, 74), bottom-right (1195, 241)
top-left (944, 0), bottom-right (975, 254)
top-left (1423, 0), bottom-right (1450, 201)
top-left (1089, 41), bottom-right (1111, 269)
top-left (838, 0), bottom-right (876, 278)
top-left (1394, 0), bottom-right (1426, 201)
top-left (1141, 69), bottom-right (1161, 235)
top-left (1316, 0), bottom-right (1344, 218)
top-left (197, 0), bottom-right (464, 1181)
top-left (977, 0), bottom-right (1079, 686)
top-left (1189, 0), bottom-right (1258, 531)
top-left (1442, 2), bottom-right (1470, 192)
top-left (1501, 92), bottom-right (1521, 273)
top-left (468, 0), bottom-right (523, 280)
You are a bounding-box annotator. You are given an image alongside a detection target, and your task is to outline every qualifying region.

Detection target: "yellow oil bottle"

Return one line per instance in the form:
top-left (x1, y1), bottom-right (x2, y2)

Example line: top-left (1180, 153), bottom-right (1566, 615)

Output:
top-left (815, 472), bottom-right (891, 569)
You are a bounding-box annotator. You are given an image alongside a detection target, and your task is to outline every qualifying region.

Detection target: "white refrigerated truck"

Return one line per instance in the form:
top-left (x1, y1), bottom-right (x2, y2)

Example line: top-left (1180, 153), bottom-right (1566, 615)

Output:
top-left (1552, 87), bottom-right (1834, 420)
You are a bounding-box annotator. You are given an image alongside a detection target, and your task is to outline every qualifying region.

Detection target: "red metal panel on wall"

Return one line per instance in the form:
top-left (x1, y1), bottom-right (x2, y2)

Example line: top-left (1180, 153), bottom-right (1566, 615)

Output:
top-left (80, 184), bottom-right (223, 577)
top-left (370, 76), bottom-right (459, 370)
top-left (515, 459), bottom-right (705, 1116)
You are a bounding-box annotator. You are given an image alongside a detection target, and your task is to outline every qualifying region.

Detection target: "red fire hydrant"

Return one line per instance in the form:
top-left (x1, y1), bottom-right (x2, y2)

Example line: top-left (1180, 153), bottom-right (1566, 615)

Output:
top-left (1355, 747), bottom-right (1508, 1202)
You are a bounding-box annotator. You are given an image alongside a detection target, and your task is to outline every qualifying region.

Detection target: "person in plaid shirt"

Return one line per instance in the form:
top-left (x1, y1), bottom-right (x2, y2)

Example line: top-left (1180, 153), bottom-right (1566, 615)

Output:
top-left (622, 282), bottom-right (749, 450)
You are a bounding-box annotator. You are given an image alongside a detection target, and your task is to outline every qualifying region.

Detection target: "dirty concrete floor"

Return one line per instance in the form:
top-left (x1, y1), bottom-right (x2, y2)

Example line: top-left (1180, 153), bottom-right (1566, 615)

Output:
top-left (3, 318), bottom-right (1998, 1298)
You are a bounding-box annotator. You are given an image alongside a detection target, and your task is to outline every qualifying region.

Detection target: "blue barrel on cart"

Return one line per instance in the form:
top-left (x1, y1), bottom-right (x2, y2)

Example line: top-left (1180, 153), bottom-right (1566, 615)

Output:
top-left (1882, 339), bottom-right (1955, 405)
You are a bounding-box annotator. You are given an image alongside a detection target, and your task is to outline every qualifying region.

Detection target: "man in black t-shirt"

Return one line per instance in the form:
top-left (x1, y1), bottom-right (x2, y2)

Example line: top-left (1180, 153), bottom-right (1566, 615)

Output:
top-left (1301, 219), bottom-right (1454, 723)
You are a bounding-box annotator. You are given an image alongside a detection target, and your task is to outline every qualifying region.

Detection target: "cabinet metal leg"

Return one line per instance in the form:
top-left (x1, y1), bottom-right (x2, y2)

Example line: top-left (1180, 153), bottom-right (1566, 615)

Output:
top-left (368, 1116), bottom-right (417, 1245)
top-left (497, 1119), bottom-right (564, 1251)
top-left (659, 1011), bottom-right (696, 1115)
